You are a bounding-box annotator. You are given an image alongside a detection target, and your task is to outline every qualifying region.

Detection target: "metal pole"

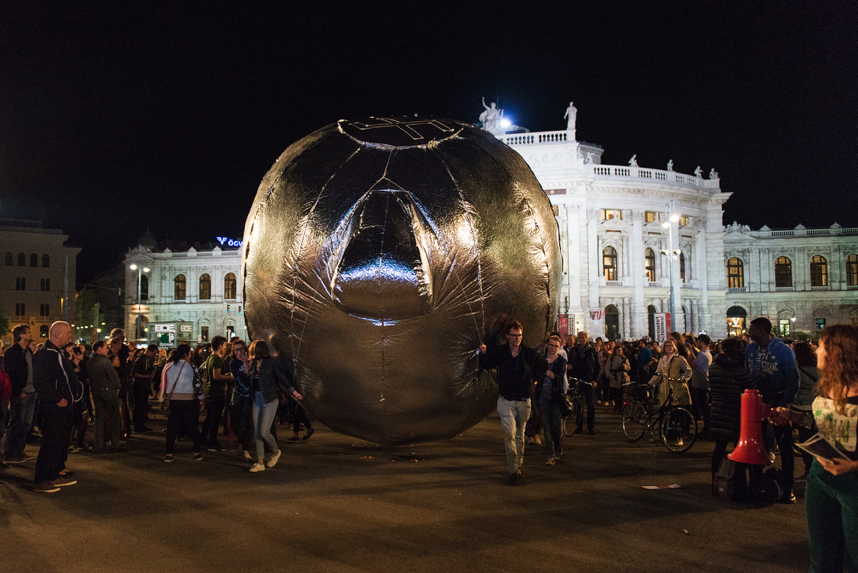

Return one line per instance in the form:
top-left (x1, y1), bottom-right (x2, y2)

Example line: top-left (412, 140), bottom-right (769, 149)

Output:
top-left (136, 265), bottom-right (142, 343)
top-left (64, 256), bottom-right (69, 321)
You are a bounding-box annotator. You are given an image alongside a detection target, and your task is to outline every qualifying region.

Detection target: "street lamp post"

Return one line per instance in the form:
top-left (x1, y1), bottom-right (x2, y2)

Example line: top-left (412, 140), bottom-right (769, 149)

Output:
top-left (129, 263), bottom-right (150, 343)
top-left (661, 200), bottom-right (681, 333)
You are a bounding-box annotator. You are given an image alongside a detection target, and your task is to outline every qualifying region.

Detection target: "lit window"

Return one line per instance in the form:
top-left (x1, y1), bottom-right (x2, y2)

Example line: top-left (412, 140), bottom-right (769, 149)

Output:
top-left (847, 254), bottom-right (858, 286)
top-left (775, 257), bottom-right (792, 287)
top-left (644, 212), bottom-right (659, 223)
top-left (810, 256), bottom-right (828, 287)
top-left (727, 257), bottom-right (744, 288)
top-left (224, 273), bottom-right (237, 299)
top-left (601, 209), bottom-right (622, 221)
top-left (199, 274), bottom-right (211, 300)
top-left (603, 247), bottom-right (618, 280)
top-left (678, 216), bottom-right (688, 227)
top-left (816, 318), bottom-right (826, 331)
top-left (174, 275), bottom-right (187, 300)
top-left (645, 248), bottom-right (656, 282)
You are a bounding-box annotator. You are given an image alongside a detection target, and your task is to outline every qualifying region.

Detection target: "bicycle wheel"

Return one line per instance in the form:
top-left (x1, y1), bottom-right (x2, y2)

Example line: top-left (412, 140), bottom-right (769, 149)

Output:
top-left (622, 399), bottom-right (648, 442)
top-left (660, 407), bottom-right (697, 453)
top-left (563, 398), bottom-right (584, 437)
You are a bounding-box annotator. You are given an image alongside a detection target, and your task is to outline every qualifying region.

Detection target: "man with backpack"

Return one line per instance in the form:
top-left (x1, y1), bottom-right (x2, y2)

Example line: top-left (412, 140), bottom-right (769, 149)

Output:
top-left (4, 325), bottom-right (35, 463)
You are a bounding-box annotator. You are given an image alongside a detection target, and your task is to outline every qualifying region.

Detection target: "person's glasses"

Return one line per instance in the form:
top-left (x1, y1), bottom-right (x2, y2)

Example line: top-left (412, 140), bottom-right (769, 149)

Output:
top-left (507, 333), bottom-right (523, 338)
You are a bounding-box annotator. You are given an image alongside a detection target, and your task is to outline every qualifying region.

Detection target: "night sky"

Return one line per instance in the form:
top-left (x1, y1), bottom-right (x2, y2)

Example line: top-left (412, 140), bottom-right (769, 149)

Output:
top-left (1, 2), bottom-right (856, 284)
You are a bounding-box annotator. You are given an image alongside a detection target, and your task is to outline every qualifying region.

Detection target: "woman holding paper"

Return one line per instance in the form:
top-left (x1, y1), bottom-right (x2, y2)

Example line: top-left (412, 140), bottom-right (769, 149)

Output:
top-left (774, 324), bottom-right (858, 573)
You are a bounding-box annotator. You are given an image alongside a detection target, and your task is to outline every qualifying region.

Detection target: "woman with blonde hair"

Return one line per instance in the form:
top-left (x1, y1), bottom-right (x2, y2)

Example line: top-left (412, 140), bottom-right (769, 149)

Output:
top-left (246, 340), bottom-right (303, 473)
top-left (774, 325), bottom-right (858, 572)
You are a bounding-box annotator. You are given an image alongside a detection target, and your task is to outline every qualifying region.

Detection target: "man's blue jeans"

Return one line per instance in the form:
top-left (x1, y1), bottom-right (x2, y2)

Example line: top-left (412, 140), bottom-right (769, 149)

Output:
top-left (497, 397), bottom-right (531, 474)
top-left (5, 392), bottom-right (37, 456)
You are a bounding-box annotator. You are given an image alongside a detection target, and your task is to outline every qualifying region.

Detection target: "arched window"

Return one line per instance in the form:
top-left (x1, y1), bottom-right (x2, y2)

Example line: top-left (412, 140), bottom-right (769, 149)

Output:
top-left (17, 252), bottom-right (25, 266)
top-left (605, 304), bottom-right (620, 340)
top-left (174, 274), bottom-right (187, 300)
top-left (848, 254), bottom-right (858, 287)
top-left (810, 256), bottom-right (828, 287)
top-left (645, 249), bottom-right (656, 282)
top-left (603, 246), bottom-right (618, 281)
top-left (15, 277), bottom-right (25, 291)
top-left (727, 257), bottom-right (744, 288)
top-left (39, 324), bottom-right (48, 337)
top-left (139, 275), bottom-right (149, 301)
top-left (4, 252), bottom-right (11, 265)
top-left (224, 272), bottom-right (237, 299)
top-left (29, 253), bottom-right (37, 267)
top-left (775, 256), bottom-right (792, 287)
top-left (679, 252), bottom-right (686, 282)
top-left (199, 274), bottom-right (212, 300)
top-left (42, 254), bottom-right (50, 268)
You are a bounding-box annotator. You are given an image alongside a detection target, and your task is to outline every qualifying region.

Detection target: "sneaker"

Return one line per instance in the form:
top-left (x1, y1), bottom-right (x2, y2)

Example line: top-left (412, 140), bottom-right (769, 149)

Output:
top-left (136, 427), bottom-right (153, 434)
top-left (587, 429), bottom-right (595, 435)
top-left (266, 450), bottom-right (282, 468)
top-left (52, 476), bottom-right (77, 487)
top-left (164, 455), bottom-right (174, 463)
top-left (508, 472), bottom-right (519, 486)
top-left (207, 444), bottom-right (225, 452)
top-left (249, 462), bottom-right (266, 473)
top-left (242, 451), bottom-right (253, 461)
top-left (302, 427), bottom-right (315, 441)
top-left (6, 453), bottom-right (34, 463)
top-left (534, 436), bottom-right (542, 445)
top-left (677, 439), bottom-right (684, 447)
top-left (545, 456), bottom-right (557, 466)
top-left (193, 453), bottom-right (204, 462)
top-left (59, 470), bottom-right (76, 478)
top-left (68, 445), bottom-right (80, 453)
top-left (34, 482), bottom-right (61, 493)
top-left (779, 490), bottom-right (797, 504)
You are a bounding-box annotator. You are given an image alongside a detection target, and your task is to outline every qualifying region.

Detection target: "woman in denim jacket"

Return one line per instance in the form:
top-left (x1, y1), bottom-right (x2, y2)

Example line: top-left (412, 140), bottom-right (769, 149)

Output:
top-left (247, 340), bottom-right (303, 473)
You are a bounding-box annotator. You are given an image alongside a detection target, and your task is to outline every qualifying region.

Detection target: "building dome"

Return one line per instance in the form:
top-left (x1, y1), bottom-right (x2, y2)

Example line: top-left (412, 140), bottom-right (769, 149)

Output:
top-left (137, 229), bottom-right (158, 250)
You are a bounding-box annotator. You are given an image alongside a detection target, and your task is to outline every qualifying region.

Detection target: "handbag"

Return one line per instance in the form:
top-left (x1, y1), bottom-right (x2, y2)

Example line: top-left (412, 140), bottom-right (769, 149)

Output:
top-left (160, 362), bottom-right (185, 418)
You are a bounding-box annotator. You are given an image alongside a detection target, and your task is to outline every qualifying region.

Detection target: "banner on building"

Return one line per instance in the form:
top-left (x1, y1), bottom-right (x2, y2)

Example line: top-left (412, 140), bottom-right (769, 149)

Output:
top-left (590, 310), bottom-right (604, 321)
top-left (654, 314), bottom-right (668, 342)
top-left (559, 314), bottom-right (568, 337)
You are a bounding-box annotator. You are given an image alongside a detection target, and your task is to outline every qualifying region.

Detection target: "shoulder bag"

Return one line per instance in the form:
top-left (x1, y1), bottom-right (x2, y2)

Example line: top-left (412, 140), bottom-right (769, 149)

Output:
top-left (160, 362), bottom-right (185, 418)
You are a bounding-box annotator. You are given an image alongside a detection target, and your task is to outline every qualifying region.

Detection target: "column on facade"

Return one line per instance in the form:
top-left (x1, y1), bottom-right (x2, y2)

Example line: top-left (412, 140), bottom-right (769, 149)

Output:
top-left (622, 298), bottom-right (631, 339)
top-left (587, 209), bottom-right (601, 332)
top-left (567, 204), bottom-right (583, 317)
top-left (696, 225), bottom-right (709, 333)
top-left (630, 211), bottom-right (645, 338)
top-left (670, 218), bottom-right (684, 332)
top-left (832, 245), bottom-right (842, 289)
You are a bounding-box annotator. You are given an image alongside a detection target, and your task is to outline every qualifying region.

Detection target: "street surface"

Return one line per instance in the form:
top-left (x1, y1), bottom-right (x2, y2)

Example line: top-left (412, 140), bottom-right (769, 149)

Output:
top-left (1, 404), bottom-right (808, 573)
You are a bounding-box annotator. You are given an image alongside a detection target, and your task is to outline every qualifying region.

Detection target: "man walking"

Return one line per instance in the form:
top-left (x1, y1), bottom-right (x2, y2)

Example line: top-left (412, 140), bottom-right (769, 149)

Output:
top-left (567, 331), bottom-right (598, 434)
top-left (691, 334), bottom-right (713, 438)
top-left (201, 336), bottom-right (233, 451)
top-left (745, 317), bottom-right (799, 503)
top-left (479, 321), bottom-right (547, 485)
top-left (88, 340), bottom-right (123, 453)
top-left (32, 321), bottom-right (82, 492)
top-left (4, 325), bottom-right (36, 463)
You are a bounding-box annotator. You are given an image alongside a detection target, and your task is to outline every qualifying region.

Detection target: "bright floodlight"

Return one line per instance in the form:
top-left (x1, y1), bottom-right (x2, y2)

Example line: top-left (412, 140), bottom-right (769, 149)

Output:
top-left (661, 221), bottom-right (670, 229)
top-left (500, 118), bottom-right (511, 128)
top-left (670, 214), bottom-right (680, 222)
top-left (130, 264), bottom-right (138, 270)
top-left (143, 267), bottom-right (150, 273)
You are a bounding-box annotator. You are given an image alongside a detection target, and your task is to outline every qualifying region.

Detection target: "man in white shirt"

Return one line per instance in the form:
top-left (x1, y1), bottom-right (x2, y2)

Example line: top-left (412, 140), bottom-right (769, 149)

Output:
top-left (691, 334), bottom-right (713, 437)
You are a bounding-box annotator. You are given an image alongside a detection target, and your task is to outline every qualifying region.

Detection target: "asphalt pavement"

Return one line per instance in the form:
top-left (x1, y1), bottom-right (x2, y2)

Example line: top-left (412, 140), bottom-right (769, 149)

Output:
top-left (1, 403), bottom-right (809, 573)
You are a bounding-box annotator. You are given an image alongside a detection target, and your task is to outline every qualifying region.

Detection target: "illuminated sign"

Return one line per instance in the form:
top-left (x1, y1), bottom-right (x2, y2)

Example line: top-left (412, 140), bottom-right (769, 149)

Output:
top-left (216, 236), bottom-right (243, 247)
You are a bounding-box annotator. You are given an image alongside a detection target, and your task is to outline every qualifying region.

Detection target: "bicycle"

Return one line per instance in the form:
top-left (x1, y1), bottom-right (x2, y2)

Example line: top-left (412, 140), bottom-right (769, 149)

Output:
top-left (562, 378), bottom-right (585, 437)
top-left (621, 381), bottom-right (697, 453)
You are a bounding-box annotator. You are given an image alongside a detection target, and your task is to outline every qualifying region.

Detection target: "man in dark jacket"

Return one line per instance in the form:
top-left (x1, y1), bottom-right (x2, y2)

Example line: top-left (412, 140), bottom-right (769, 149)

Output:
top-left (479, 321), bottom-right (547, 485)
top-left (567, 331), bottom-right (598, 434)
top-left (88, 340), bottom-right (123, 453)
top-left (32, 321), bottom-right (82, 493)
top-left (4, 324), bottom-right (36, 463)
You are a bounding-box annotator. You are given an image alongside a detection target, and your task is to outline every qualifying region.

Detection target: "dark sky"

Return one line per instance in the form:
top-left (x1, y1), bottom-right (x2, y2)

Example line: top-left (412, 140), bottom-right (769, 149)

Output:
top-left (1, 1), bottom-right (856, 283)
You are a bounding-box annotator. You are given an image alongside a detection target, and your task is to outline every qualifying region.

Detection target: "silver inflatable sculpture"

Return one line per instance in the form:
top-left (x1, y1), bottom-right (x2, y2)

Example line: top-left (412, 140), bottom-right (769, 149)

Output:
top-left (242, 117), bottom-right (562, 445)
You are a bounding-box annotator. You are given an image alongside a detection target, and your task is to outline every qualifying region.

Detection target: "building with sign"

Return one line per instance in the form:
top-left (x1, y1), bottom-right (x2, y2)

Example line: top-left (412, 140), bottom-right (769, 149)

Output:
top-left (124, 232), bottom-right (247, 347)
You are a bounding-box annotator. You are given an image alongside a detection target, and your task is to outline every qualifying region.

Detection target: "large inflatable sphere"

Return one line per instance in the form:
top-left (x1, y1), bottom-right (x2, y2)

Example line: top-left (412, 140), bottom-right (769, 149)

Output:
top-left (242, 117), bottom-right (562, 445)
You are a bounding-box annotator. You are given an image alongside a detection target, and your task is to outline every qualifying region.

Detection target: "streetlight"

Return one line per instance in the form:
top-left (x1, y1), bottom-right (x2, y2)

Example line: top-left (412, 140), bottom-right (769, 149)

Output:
top-left (130, 263), bottom-right (150, 343)
top-left (660, 200), bottom-right (681, 332)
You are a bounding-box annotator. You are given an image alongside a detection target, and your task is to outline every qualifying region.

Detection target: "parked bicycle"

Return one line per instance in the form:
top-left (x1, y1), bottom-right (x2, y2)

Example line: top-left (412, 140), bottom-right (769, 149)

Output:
top-left (621, 381), bottom-right (697, 453)
top-left (562, 378), bottom-right (585, 437)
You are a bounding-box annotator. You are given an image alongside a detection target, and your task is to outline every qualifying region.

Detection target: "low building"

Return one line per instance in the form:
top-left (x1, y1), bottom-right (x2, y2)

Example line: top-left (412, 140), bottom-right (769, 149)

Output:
top-left (0, 219), bottom-right (80, 345)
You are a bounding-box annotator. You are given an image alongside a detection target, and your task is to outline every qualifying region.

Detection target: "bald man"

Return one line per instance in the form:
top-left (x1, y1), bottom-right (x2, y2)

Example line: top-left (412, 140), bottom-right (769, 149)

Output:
top-left (32, 321), bottom-right (83, 493)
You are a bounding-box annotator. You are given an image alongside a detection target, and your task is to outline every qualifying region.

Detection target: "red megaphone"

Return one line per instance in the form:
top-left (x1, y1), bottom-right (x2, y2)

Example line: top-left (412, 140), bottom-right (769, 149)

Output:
top-left (728, 389), bottom-right (773, 466)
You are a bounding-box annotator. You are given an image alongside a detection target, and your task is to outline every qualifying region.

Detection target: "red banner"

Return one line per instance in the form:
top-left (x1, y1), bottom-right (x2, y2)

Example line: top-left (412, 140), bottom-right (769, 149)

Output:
top-left (559, 314), bottom-right (568, 337)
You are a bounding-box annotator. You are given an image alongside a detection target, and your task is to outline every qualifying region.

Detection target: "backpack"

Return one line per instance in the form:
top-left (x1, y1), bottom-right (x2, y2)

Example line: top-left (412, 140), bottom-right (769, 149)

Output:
top-left (712, 455), bottom-right (745, 501)
top-left (748, 468), bottom-right (785, 504)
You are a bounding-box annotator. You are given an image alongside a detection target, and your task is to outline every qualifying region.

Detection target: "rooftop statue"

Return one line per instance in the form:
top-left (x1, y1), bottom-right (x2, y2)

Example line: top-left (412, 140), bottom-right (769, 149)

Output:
top-left (479, 97), bottom-right (504, 134)
top-left (709, 168), bottom-right (719, 180)
top-left (584, 151), bottom-right (594, 164)
top-left (563, 101), bottom-right (577, 136)
top-left (694, 166), bottom-right (703, 178)
top-left (628, 154), bottom-right (638, 167)
top-left (666, 159), bottom-right (674, 171)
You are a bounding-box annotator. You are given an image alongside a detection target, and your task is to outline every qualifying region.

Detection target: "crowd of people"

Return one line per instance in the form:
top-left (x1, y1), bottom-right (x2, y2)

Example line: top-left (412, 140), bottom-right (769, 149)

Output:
top-left (0, 323), bottom-right (313, 492)
top-left (2, 317), bottom-right (856, 571)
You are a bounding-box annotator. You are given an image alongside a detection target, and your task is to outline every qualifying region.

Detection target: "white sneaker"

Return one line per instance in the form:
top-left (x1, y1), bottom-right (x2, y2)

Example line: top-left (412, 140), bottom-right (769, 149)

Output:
top-left (266, 450), bottom-right (282, 468)
top-left (545, 456), bottom-right (556, 466)
top-left (249, 462), bottom-right (266, 473)
top-left (242, 451), bottom-right (253, 461)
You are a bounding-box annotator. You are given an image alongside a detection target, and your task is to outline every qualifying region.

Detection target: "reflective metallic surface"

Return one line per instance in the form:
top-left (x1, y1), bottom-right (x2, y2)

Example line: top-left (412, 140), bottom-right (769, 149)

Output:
top-left (242, 118), bottom-right (562, 445)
